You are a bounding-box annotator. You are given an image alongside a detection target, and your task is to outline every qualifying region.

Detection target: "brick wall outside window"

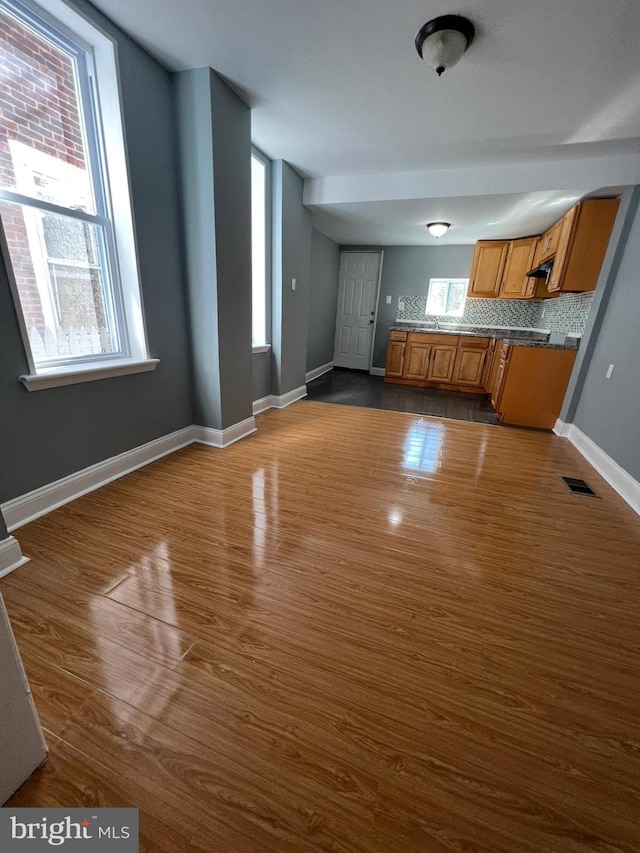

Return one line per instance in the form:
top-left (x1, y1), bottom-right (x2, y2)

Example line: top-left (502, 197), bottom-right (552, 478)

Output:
top-left (0, 5), bottom-right (87, 334)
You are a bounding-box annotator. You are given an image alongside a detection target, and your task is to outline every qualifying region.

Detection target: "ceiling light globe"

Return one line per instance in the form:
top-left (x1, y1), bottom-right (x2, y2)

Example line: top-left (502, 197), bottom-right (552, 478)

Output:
top-left (427, 222), bottom-right (450, 238)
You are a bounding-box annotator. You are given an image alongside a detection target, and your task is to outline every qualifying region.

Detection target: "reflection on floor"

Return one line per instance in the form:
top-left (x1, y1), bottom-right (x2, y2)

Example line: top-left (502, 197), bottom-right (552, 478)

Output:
top-left (4, 401), bottom-right (640, 851)
top-left (306, 368), bottom-right (500, 425)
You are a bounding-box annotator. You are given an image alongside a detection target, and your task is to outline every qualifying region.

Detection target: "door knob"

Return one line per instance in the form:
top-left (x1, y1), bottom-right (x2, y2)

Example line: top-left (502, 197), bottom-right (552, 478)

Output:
top-left (369, 319), bottom-right (374, 324)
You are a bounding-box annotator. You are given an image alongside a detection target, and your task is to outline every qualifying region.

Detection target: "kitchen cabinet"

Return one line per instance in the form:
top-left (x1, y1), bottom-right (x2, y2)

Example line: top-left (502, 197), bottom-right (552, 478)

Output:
top-left (403, 342), bottom-right (432, 380)
top-left (547, 199), bottom-right (618, 294)
top-left (467, 241), bottom-right (509, 298)
top-left (467, 197), bottom-right (619, 300)
top-left (385, 333), bottom-right (406, 377)
top-left (453, 340), bottom-right (489, 386)
top-left (535, 219), bottom-right (562, 263)
top-left (491, 345), bottom-right (577, 429)
top-left (499, 237), bottom-right (537, 298)
top-left (385, 331), bottom-right (488, 392)
top-left (426, 344), bottom-right (458, 383)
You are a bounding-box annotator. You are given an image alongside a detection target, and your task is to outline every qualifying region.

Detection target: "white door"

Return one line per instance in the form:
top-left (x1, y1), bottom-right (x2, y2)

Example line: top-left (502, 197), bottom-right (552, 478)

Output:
top-left (333, 252), bottom-right (381, 370)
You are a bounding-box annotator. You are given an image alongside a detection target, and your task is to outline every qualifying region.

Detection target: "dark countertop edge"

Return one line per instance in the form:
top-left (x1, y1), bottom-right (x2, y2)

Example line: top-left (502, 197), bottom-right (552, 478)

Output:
top-left (389, 325), bottom-right (580, 351)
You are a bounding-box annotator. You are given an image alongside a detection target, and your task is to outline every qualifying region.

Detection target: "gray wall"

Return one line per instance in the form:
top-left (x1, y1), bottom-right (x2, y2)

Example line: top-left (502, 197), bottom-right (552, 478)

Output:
top-left (344, 245), bottom-right (474, 369)
top-left (173, 68), bottom-right (253, 430)
top-left (0, 0), bottom-right (192, 504)
top-left (253, 351), bottom-right (272, 401)
top-left (307, 229), bottom-right (340, 373)
top-left (572, 191), bottom-right (640, 481)
top-left (272, 161), bottom-right (312, 395)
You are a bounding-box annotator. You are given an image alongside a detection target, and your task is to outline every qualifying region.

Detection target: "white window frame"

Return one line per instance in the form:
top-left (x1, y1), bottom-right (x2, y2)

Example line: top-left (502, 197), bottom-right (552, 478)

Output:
top-left (425, 278), bottom-right (468, 318)
top-left (251, 146), bottom-right (271, 352)
top-left (0, 0), bottom-right (157, 390)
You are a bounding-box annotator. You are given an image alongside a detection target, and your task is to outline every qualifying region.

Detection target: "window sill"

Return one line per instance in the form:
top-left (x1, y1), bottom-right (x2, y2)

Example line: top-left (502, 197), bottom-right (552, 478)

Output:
top-left (252, 345), bottom-right (271, 354)
top-left (20, 358), bottom-right (159, 391)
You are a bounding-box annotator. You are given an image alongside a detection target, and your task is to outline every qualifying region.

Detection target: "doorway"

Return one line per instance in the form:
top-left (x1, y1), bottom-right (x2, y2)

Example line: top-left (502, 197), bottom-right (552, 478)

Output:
top-left (332, 251), bottom-right (382, 370)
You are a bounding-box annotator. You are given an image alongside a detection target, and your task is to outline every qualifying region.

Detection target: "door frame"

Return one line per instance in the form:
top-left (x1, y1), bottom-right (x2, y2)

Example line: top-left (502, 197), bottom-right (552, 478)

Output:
top-left (337, 250), bottom-right (384, 372)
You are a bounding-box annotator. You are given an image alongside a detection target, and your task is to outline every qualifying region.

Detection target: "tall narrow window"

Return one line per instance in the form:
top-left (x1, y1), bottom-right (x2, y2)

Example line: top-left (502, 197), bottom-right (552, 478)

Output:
top-left (0, 0), bottom-right (151, 388)
top-left (251, 150), bottom-right (269, 349)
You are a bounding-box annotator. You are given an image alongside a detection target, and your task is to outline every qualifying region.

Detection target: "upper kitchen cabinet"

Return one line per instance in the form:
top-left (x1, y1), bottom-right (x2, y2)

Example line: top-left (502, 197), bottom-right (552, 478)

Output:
top-left (547, 199), bottom-right (619, 294)
top-left (499, 237), bottom-right (537, 298)
top-left (467, 241), bottom-right (509, 298)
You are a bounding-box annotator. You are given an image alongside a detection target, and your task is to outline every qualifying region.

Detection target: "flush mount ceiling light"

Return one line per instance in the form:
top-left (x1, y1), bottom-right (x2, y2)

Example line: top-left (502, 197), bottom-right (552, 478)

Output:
top-left (415, 15), bottom-right (475, 76)
top-left (426, 222), bottom-right (451, 238)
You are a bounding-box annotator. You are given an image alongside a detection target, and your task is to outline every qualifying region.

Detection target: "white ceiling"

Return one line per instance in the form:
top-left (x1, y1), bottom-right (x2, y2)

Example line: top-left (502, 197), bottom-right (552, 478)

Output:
top-left (91, 0), bottom-right (640, 243)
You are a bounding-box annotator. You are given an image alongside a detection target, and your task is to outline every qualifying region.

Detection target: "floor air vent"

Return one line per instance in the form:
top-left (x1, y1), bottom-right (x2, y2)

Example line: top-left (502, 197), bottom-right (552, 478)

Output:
top-left (562, 477), bottom-right (599, 497)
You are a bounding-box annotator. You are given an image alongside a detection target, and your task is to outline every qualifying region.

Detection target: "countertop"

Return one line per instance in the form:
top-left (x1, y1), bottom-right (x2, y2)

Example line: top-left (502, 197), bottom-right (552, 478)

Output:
top-left (389, 323), bottom-right (580, 351)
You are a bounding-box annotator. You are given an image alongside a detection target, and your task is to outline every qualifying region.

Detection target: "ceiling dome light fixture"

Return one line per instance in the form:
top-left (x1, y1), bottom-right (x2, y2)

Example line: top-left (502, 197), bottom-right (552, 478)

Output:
top-left (415, 15), bottom-right (475, 76)
top-left (427, 222), bottom-right (451, 238)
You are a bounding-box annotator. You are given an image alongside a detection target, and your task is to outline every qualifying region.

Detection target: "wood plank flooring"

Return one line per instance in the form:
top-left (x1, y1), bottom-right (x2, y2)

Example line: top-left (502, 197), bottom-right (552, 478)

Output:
top-left (3, 401), bottom-right (640, 851)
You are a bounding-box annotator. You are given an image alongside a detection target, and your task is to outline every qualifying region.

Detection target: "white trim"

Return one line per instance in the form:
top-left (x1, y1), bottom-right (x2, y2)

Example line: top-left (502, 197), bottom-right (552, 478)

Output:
top-left (253, 395), bottom-right (274, 415)
top-left (20, 358), bottom-right (159, 391)
top-left (0, 536), bottom-right (30, 579)
top-left (305, 361), bottom-right (333, 383)
top-left (252, 385), bottom-right (308, 415)
top-left (369, 367), bottom-right (386, 377)
top-left (553, 418), bottom-right (570, 437)
top-left (1, 426), bottom-right (194, 531)
top-left (192, 417), bottom-right (257, 449)
top-left (557, 423), bottom-right (640, 517)
top-left (252, 345), bottom-right (271, 354)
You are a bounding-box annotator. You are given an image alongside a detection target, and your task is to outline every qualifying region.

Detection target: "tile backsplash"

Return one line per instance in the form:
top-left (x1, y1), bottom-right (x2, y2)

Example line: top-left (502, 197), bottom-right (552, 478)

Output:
top-left (535, 292), bottom-right (594, 334)
top-left (396, 292), bottom-right (594, 335)
top-left (397, 296), bottom-right (538, 327)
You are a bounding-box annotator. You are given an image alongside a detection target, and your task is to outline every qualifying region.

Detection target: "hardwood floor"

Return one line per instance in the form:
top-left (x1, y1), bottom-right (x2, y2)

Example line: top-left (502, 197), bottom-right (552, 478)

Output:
top-left (3, 401), bottom-right (640, 852)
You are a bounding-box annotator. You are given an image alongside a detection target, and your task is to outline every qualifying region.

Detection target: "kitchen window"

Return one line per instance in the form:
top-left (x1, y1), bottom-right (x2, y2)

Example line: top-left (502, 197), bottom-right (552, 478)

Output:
top-left (0, 0), bottom-right (154, 390)
top-left (251, 148), bottom-right (271, 351)
top-left (425, 278), bottom-right (468, 318)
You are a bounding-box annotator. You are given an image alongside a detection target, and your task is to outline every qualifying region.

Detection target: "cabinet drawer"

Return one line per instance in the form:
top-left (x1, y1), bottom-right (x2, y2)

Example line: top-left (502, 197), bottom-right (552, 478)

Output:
top-left (389, 331), bottom-right (407, 341)
top-left (459, 336), bottom-right (490, 348)
top-left (408, 332), bottom-right (459, 345)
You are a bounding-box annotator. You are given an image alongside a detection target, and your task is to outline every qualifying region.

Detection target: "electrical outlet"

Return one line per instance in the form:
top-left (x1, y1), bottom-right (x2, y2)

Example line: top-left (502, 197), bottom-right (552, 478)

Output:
top-left (291, 278), bottom-right (297, 291)
top-left (606, 364), bottom-right (615, 379)
top-left (398, 300), bottom-right (405, 311)
top-left (385, 295), bottom-right (392, 305)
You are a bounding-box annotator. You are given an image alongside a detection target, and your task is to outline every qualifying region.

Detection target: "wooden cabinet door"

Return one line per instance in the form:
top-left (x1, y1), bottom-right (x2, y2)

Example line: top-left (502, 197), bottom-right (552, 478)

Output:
top-left (426, 345), bottom-right (457, 383)
top-left (385, 341), bottom-right (406, 377)
top-left (547, 205), bottom-right (579, 292)
top-left (537, 219), bottom-right (562, 262)
top-left (403, 344), bottom-right (431, 380)
top-left (453, 347), bottom-right (487, 386)
top-left (467, 241), bottom-right (509, 298)
top-left (499, 238), bottom-right (537, 298)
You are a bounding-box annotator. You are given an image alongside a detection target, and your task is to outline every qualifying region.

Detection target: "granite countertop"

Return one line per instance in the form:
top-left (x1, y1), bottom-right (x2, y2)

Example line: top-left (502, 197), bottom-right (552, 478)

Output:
top-left (389, 323), bottom-right (580, 351)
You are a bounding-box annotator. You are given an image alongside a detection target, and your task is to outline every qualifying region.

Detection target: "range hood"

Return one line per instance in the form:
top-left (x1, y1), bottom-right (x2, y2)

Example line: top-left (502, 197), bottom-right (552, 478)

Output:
top-left (526, 258), bottom-right (554, 279)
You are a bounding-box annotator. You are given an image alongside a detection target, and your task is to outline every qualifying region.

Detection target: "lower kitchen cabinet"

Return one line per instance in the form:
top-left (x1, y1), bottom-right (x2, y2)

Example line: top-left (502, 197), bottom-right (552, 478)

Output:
top-left (453, 346), bottom-right (487, 386)
top-left (385, 336), bottom-right (406, 377)
top-left (491, 346), bottom-right (577, 429)
top-left (427, 344), bottom-right (457, 383)
top-left (404, 342), bottom-right (432, 380)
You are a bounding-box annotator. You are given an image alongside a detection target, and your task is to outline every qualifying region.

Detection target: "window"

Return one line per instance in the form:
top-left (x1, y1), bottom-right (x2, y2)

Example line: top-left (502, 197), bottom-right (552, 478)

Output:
top-left (251, 149), bottom-right (270, 349)
top-left (0, 0), bottom-right (153, 389)
top-left (425, 278), bottom-right (468, 318)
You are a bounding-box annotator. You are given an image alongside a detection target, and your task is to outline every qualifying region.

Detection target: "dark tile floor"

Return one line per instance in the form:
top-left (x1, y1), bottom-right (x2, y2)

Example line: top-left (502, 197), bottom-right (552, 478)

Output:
top-left (305, 368), bottom-right (501, 425)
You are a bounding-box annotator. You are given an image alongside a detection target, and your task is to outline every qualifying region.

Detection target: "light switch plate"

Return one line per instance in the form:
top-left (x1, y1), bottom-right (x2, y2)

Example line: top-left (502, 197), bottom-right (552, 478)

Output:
top-left (606, 363), bottom-right (615, 379)
top-left (291, 278), bottom-right (297, 291)
top-left (385, 295), bottom-right (392, 304)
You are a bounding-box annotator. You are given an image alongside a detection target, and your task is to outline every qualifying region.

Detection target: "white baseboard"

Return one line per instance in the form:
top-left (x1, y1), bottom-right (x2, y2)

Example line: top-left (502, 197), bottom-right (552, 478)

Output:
top-left (553, 418), bottom-right (571, 437)
top-left (192, 416), bottom-right (256, 449)
top-left (369, 367), bottom-right (386, 377)
top-left (305, 362), bottom-right (333, 383)
top-left (1, 415), bottom-right (258, 532)
top-left (252, 385), bottom-right (308, 415)
top-left (1, 426), bottom-right (195, 532)
top-left (0, 536), bottom-right (30, 579)
top-left (558, 422), bottom-right (640, 517)
top-left (252, 395), bottom-right (274, 415)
